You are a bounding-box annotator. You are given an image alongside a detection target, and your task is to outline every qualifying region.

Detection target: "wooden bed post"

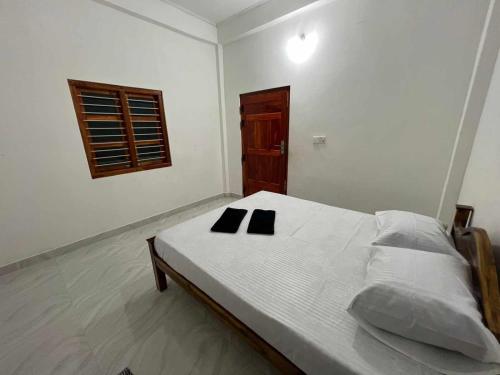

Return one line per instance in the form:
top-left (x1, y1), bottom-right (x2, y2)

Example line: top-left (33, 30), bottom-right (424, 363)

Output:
top-left (147, 237), bottom-right (167, 291)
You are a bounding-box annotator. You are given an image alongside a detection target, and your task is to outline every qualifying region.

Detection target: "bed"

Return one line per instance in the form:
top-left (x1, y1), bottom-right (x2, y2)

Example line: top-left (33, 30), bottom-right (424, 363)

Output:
top-left (147, 191), bottom-right (500, 374)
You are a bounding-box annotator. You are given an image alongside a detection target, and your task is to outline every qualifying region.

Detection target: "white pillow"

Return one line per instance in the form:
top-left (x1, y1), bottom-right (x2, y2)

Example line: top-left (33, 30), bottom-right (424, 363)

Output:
top-left (348, 247), bottom-right (500, 363)
top-left (373, 210), bottom-right (462, 260)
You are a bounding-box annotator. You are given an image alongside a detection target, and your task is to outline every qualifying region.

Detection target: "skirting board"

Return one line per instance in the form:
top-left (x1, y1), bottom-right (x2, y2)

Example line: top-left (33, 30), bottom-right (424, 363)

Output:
top-left (0, 193), bottom-right (242, 276)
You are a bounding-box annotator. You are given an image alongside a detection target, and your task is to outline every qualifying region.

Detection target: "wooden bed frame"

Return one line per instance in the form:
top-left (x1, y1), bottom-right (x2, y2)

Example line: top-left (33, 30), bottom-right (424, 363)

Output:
top-left (147, 207), bottom-right (500, 374)
top-left (146, 237), bottom-right (304, 374)
top-left (452, 225), bottom-right (500, 340)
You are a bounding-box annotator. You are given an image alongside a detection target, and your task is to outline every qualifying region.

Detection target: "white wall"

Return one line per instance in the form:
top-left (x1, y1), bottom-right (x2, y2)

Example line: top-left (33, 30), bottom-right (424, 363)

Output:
top-left (102, 0), bottom-right (218, 43)
top-left (223, 0), bottom-right (490, 216)
top-left (0, 0), bottom-right (223, 267)
top-left (217, 0), bottom-right (319, 44)
top-left (459, 50), bottom-right (500, 245)
top-left (437, 0), bottom-right (500, 224)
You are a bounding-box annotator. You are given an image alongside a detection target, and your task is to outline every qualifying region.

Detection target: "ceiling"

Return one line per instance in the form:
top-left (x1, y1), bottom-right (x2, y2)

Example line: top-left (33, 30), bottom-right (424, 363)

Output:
top-left (166, 0), bottom-right (268, 24)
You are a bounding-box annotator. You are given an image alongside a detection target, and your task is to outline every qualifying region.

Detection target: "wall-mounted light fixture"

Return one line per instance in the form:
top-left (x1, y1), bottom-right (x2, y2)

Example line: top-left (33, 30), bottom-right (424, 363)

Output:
top-left (287, 32), bottom-right (318, 64)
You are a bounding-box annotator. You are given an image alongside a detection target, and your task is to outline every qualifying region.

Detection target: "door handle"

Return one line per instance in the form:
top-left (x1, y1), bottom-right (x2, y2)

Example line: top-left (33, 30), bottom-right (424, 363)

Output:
top-left (280, 140), bottom-right (285, 155)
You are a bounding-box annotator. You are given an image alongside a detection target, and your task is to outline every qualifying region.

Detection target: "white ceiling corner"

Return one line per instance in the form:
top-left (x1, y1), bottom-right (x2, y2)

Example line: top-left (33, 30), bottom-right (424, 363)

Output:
top-left (165, 0), bottom-right (269, 24)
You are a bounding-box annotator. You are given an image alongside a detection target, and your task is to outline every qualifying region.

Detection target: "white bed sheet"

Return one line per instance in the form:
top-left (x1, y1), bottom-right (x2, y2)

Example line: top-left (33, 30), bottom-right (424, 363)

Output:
top-left (155, 191), bottom-right (500, 375)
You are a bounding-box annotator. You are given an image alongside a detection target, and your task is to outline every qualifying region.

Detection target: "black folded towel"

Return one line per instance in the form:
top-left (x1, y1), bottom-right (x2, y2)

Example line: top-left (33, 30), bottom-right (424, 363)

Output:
top-left (247, 209), bottom-right (276, 235)
top-left (211, 207), bottom-right (248, 234)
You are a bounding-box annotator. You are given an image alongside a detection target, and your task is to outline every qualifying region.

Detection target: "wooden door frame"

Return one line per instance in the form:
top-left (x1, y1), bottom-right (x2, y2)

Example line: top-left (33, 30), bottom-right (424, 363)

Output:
top-left (239, 86), bottom-right (290, 196)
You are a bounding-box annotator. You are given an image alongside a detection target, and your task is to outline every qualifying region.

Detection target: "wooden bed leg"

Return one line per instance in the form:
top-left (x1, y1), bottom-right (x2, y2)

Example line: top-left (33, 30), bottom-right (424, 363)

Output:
top-left (147, 237), bottom-right (167, 292)
top-left (153, 264), bottom-right (168, 291)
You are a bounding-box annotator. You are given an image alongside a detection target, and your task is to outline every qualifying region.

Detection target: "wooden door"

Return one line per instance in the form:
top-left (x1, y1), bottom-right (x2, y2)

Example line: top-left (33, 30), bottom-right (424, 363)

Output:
top-left (240, 87), bottom-right (290, 197)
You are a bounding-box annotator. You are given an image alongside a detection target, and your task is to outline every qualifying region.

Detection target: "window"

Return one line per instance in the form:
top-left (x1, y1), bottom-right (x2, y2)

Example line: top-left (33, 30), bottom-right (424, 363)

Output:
top-left (68, 80), bottom-right (172, 178)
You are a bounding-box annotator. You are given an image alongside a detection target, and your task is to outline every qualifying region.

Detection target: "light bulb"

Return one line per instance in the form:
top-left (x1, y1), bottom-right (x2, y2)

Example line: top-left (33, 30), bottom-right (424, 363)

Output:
top-left (287, 32), bottom-right (318, 64)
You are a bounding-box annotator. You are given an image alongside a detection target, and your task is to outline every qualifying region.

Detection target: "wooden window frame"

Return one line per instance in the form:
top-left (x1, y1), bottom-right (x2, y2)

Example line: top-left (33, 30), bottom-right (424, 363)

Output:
top-left (68, 79), bottom-right (172, 179)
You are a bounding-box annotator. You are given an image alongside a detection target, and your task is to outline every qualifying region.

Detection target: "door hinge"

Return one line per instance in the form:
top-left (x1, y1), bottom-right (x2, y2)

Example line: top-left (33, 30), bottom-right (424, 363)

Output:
top-left (239, 105), bottom-right (244, 114)
top-left (241, 154), bottom-right (246, 163)
top-left (240, 119), bottom-right (244, 128)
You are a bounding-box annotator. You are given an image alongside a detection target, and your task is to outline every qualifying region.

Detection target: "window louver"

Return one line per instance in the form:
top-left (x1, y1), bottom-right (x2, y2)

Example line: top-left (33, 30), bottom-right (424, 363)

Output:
top-left (68, 80), bottom-right (172, 178)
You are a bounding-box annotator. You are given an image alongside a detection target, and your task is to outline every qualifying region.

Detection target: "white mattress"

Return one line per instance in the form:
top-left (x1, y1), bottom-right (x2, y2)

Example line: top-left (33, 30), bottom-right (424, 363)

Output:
top-left (155, 191), bottom-right (500, 375)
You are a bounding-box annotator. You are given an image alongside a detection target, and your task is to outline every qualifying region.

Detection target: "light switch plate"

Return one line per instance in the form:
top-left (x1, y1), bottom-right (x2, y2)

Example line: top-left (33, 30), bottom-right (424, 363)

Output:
top-left (313, 136), bottom-right (326, 144)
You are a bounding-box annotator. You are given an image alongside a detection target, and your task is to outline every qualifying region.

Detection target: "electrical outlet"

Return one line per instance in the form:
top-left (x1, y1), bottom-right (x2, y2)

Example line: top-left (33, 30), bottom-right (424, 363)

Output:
top-left (313, 136), bottom-right (326, 144)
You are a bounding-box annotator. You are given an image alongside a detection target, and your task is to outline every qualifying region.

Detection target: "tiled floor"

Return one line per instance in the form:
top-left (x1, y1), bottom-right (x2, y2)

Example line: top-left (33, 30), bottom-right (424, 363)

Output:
top-left (0, 197), bottom-right (277, 375)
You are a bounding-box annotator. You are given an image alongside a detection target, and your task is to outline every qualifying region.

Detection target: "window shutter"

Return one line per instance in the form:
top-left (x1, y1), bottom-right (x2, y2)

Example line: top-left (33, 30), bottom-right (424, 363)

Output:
top-left (68, 80), bottom-right (172, 178)
top-left (125, 93), bottom-right (170, 166)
